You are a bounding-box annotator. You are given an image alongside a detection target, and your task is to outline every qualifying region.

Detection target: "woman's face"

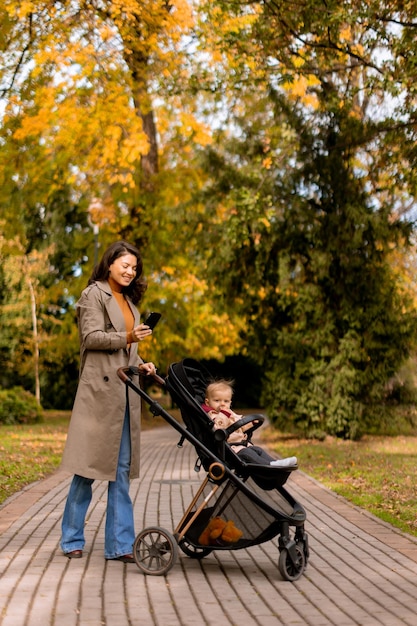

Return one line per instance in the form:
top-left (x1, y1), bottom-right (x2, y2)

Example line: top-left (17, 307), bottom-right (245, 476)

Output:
top-left (108, 253), bottom-right (138, 288)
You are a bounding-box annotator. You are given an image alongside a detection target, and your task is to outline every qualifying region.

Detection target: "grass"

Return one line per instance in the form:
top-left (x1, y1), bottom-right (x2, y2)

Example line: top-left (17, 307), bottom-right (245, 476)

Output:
top-left (1, 410), bottom-right (417, 540)
top-left (260, 427), bottom-right (417, 537)
top-left (0, 411), bottom-right (69, 505)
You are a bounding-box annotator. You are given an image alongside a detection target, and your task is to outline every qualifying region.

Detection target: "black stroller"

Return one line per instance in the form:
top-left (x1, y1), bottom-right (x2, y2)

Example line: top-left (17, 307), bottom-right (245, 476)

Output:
top-left (118, 358), bottom-right (309, 581)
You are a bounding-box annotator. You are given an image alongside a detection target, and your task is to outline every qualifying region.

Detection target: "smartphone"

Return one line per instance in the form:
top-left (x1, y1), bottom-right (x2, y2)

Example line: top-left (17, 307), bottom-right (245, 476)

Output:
top-left (144, 312), bottom-right (162, 330)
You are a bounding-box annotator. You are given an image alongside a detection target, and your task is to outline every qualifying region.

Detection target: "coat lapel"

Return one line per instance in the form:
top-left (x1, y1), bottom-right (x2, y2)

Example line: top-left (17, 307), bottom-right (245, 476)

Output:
top-left (96, 280), bottom-right (140, 331)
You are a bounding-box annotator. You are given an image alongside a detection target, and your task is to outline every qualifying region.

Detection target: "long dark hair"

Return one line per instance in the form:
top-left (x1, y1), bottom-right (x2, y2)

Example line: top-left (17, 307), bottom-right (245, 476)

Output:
top-left (88, 241), bottom-right (147, 304)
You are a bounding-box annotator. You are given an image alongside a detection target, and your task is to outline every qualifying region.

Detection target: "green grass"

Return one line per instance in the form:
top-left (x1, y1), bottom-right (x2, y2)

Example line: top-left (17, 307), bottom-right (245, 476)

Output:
top-left (261, 427), bottom-right (417, 537)
top-left (0, 411), bottom-right (69, 505)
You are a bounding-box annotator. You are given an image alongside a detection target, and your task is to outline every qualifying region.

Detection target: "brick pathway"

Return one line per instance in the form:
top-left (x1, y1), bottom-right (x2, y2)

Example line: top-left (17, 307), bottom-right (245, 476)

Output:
top-left (1, 426), bottom-right (417, 626)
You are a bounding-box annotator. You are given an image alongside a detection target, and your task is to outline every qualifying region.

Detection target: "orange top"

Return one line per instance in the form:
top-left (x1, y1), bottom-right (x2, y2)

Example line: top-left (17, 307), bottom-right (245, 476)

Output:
top-left (110, 288), bottom-right (134, 347)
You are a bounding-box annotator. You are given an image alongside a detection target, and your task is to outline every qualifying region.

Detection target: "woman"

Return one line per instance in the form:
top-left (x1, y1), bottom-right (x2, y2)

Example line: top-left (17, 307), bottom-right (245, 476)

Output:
top-left (60, 240), bottom-right (157, 563)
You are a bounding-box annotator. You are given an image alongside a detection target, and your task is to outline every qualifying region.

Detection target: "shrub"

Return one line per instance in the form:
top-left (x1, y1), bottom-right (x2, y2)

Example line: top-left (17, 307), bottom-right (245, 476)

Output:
top-left (0, 387), bottom-right (43, 425)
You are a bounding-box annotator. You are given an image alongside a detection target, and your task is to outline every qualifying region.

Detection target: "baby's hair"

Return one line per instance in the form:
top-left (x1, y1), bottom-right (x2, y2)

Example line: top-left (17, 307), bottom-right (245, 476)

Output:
top-left (206, 378), bottom-right (235, 397)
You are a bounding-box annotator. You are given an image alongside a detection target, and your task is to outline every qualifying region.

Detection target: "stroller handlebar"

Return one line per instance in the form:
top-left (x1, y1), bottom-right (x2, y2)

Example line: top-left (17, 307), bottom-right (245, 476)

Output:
top-left (117, 366), bottom-right (165, 387)
top-left (151, 373), bottom-right (166, 386)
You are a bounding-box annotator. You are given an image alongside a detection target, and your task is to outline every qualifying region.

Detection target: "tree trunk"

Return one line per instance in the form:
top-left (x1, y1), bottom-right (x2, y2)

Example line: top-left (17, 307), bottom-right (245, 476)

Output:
top-left (27, 276), bottom-right (41, 405)
top-left (124, 48), bottom-right (159, 185)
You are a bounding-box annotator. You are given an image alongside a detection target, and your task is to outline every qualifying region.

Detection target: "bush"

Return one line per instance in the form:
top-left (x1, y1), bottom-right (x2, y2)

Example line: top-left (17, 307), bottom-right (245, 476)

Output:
top-left (0, 387), bottom-right (43, 425)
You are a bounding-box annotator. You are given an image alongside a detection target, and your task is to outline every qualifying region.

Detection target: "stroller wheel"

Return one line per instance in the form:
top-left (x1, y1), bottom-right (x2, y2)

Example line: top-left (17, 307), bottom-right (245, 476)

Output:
top-left (133, 526), bottom-right (178, 575)
top-left (278, 543), bottom-right (305, 582)
top-left (179, 539), bottom-right (212, 560)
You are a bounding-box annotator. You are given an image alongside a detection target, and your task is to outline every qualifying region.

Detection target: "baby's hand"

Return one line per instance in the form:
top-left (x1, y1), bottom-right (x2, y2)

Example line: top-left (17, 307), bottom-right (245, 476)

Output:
top-left (214, 415), bottom-right (232, 429)
top-left (216, 417), bottom-right (228, 428)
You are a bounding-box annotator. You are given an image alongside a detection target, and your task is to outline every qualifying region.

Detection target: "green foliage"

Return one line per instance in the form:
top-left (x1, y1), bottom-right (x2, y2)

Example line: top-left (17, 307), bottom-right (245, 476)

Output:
top-left (0, 387), bottom-right (43, 425)
top-left (191, 15), bottom-right (417, 438)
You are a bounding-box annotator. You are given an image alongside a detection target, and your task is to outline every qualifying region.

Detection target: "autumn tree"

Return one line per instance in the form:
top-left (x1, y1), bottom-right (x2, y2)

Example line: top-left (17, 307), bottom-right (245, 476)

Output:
top-left (190, 0), bottom-right (417, 437)
top-left (0, 0), bottom-right (244, 406)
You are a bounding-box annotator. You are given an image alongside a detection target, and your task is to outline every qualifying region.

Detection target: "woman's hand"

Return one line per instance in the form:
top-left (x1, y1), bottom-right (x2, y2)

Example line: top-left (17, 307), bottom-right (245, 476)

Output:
top-left (130, 323), bottom-right (153, 343)
top-left (138, 362), bottom-right (157, 376)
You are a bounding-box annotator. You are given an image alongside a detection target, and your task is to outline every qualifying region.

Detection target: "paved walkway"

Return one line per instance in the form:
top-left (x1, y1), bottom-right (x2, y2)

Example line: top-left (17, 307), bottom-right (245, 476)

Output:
top-left (2, 425), bottom-right (417, 626)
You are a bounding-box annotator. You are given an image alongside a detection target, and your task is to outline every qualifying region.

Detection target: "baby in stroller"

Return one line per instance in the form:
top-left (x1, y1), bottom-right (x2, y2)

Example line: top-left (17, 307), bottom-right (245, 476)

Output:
top-left (203, 379), bottom-right (297, 468)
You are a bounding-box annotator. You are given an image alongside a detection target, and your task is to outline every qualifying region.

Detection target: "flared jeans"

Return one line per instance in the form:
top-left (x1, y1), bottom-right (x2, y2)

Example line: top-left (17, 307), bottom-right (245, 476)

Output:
top-left (60, 410), bottom-right (135, 559)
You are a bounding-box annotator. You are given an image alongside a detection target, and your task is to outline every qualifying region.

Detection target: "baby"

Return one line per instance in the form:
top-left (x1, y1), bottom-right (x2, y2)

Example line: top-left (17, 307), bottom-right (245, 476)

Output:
top-left (202, 379), bottom-right (297, 468)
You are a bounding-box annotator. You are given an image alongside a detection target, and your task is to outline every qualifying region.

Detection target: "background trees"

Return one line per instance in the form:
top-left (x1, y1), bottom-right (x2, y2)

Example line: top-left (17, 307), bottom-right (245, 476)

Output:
top-left (1, 0), bottom-right (417, 436)
top-left (188, 0), bottom-right (417, 437)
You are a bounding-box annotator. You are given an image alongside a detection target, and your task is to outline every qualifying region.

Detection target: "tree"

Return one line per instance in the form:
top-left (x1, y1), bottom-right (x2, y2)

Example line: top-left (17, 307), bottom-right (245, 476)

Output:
top-left (0, 0), bottom-right (244, 404)
top-left (189, 0), bottom-right (417, 437)
top-left (0, 233), bottom-right (64, 404)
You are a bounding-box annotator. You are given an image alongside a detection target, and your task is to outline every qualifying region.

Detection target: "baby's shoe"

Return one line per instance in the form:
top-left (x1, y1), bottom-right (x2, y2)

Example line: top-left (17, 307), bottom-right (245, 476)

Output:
top-left (270, 456), bottom-right (297, 467)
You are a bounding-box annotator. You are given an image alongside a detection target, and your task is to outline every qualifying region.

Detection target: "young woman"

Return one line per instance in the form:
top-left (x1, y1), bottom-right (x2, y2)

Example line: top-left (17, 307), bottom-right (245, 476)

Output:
top-left (60, 241), bottom-right (156, 563)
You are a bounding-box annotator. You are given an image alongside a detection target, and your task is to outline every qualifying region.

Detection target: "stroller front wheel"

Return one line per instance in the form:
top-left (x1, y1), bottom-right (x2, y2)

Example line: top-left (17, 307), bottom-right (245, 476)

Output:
top-left (133, 526), bottom-right (178, 575)
top-left (278, 543), bottom-right (305, 582)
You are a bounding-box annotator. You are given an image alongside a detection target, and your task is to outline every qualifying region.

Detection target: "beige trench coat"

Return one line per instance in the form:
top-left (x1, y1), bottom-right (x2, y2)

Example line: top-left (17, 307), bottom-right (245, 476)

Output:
top-left (60, 280), bottom-right (144, 481)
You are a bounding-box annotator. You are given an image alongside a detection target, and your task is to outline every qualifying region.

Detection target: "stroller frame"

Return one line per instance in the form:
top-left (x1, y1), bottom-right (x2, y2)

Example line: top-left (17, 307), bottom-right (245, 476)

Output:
top-left (118, 359), bottom-right (309, 581)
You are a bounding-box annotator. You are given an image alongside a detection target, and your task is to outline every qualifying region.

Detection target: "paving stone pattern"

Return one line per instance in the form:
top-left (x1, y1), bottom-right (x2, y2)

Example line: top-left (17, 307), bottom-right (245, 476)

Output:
top-left (1, 426), bottom-right (417, 626)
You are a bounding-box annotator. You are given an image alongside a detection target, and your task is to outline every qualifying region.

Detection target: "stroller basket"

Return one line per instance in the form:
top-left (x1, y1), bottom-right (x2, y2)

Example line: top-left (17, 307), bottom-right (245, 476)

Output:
top-left (176, 467), bottom-right (304, 550)
top-left (117, 360), bottom-right (309, 581)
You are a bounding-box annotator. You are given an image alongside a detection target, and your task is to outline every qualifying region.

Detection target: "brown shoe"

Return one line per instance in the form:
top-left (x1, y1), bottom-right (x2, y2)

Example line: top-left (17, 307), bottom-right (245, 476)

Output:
top-left (65, 549), bottom-right (83, 559)
top-left (110, 554), bottom-right (135, 563)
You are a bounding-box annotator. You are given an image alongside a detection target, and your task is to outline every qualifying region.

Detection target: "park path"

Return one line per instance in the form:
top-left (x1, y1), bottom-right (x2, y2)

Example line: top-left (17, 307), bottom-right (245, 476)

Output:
top-left (1, 425), bottom-right (417, 625)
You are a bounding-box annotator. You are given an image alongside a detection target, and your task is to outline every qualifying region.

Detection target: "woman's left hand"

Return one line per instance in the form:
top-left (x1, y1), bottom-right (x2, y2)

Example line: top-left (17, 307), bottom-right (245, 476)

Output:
top-left (139, 362), bottom-right (157, 376)
top-left (132, 323), bottom-right (153, 342)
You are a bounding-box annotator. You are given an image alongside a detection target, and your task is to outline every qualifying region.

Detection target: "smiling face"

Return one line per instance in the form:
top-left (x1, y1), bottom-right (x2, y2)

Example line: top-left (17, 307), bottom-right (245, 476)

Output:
top-left (108, 253), bottom-right (138, 289)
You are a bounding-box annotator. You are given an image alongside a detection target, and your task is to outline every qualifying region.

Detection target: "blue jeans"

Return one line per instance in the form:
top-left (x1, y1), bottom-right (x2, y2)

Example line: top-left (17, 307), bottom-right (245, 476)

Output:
top-left (60, 409), bottom-right (135, 559)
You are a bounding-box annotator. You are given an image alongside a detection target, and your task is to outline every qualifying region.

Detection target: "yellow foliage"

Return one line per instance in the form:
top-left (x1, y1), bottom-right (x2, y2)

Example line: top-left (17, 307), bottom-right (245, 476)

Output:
top-left (179, 112), bottom-right (212, 146)
top-left (293, 56), bottom-right (306, 69)
top-left (4, 0), bottom-right (198, 197)
top-left (140, 266), bottom-right (245, 366)
top-left (388, 243), bottom-right (417, 308)
top-left (262, 156), bottom-right (272, 170)
top-left (339, 26), bottom-right (352, 42)
top-left (215, 204), bottom-right (233, 222)
top-left (161, 266), bottom-right (176, 276)
top-left (216, 12), bottom-right (259, 35)
top-left (15, 1), bottom-right (35, 19)
top-left (259, 217), bottom-right (271, 229)
top-left (258, 286), bottom-right (267, 300)
top-left (282, 74), bottom-right (320, 107)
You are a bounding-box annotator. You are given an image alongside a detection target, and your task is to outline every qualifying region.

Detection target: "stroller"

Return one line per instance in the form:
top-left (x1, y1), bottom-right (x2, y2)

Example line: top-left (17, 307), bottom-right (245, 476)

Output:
top-left (118, 358), bottom-right (309, 581)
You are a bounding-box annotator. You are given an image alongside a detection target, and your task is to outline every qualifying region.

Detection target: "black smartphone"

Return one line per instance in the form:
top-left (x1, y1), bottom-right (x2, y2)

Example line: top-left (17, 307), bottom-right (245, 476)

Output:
top-left (144, 312), bottom-right (162, 330)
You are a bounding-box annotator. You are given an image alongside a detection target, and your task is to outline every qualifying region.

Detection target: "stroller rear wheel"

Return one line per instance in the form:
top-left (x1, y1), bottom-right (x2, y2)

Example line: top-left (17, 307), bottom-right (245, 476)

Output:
top-left (133, 526), bottom-right (178, 575)
top-left (278, 543), bottom-right (305, 582)
top-left (179, 538), bottom-right (212, 560)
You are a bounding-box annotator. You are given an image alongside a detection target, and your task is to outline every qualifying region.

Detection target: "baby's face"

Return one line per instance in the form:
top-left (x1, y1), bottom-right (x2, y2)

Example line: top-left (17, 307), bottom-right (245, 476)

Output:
top-left (206, 386), bottom-right (233, 412)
